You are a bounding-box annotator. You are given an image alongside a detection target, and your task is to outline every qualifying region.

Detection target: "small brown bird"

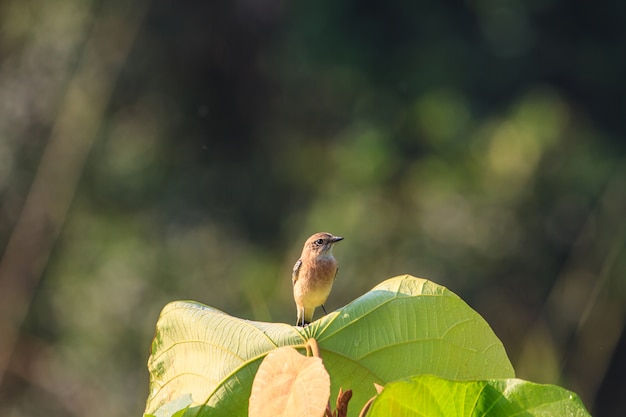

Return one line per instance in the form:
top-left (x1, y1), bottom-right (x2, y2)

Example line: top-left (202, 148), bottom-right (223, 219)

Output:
top-left (292, 232), bottom-right (344, 326)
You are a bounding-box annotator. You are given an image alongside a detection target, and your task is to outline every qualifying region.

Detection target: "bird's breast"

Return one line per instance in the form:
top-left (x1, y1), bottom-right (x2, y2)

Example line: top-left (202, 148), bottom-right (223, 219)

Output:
top-left (293, 256), bottom-right (338, 307)
top-left (310, 256), bottom-right (337, 280)
top-left (296, 256), bottom-right (338, 289)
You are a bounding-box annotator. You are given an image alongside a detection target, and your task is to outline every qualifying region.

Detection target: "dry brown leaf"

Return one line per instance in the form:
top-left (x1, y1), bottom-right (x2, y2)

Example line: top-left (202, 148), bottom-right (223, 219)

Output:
top-left (249, 346), bottom-right (330, 417)
top-left (335, 387), bottom-right (352, 417)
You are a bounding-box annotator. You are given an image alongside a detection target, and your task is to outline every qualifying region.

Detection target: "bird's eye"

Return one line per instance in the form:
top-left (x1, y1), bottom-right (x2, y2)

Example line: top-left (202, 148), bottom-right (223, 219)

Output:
top-left (314, 238), bottom-right (324, 245)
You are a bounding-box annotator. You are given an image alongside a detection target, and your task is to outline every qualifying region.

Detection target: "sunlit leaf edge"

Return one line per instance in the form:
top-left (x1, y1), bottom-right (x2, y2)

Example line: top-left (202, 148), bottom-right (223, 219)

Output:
top-left (367, 374), bottom-right (592, 417)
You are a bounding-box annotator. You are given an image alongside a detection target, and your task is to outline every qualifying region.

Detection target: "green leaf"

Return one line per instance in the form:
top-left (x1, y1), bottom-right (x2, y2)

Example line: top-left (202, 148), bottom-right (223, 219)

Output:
top-left (144, 393), bottom-right (193, 417)
top-left (144, 275), bottom-right (514, 417)
top-left (366, 374), bottom-right (592, 416)
top-left (144, 304), bottom-right (304, 417)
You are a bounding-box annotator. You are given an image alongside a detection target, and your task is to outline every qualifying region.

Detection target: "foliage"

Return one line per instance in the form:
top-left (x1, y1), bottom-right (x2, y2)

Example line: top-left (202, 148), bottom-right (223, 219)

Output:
top-left (368, 375), bottom-right (590, 417)
top-left (248, 346), bottom-right (330, 417)
top-left (144, 276), bottom-right (518, 416)
top-left (1, 1), bottom-right (624, 416)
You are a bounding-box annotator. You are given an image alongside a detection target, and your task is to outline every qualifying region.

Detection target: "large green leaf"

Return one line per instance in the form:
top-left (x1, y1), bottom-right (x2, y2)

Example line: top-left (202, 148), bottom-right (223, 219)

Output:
top-left (144, 275), bottom-right (514, 417)
top-left (367, 374), bottom-right (591, 416)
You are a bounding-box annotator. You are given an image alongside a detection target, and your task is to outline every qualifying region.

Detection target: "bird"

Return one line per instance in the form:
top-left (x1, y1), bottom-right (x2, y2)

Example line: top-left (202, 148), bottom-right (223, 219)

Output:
top-left (292, 232), bottom-right (344, 326)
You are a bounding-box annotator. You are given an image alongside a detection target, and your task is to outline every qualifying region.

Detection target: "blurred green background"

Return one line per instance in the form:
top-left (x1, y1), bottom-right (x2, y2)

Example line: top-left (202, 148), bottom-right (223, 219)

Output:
top-left (0, 0), bottom-right (624, 416)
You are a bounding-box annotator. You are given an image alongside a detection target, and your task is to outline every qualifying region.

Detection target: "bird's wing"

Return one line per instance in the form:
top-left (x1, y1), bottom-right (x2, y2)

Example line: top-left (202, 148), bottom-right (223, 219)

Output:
top-left (292, 258), bottom-right (302, 285)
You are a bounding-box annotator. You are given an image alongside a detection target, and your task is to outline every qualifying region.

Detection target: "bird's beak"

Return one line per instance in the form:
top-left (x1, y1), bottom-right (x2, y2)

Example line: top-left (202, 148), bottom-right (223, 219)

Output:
top-left (331, 236), bottom-right (344, 243)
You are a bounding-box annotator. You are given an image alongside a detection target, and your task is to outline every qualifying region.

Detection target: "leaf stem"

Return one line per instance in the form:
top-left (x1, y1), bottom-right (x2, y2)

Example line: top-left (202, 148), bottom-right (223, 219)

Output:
top-left (306, 338), bottom-right (322, 358)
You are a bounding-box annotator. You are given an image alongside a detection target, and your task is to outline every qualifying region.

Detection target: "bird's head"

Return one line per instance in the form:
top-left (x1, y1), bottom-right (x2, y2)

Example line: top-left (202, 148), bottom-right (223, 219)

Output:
top-left (303, 232), bottom-right (344, 257)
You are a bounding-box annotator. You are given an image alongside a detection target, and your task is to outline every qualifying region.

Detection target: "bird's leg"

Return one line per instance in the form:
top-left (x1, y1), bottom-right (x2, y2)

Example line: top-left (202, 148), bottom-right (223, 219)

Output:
top-left (296, 306), bottom-right (307, 327)
top-left (321, 304), bottom-right (327, 315)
